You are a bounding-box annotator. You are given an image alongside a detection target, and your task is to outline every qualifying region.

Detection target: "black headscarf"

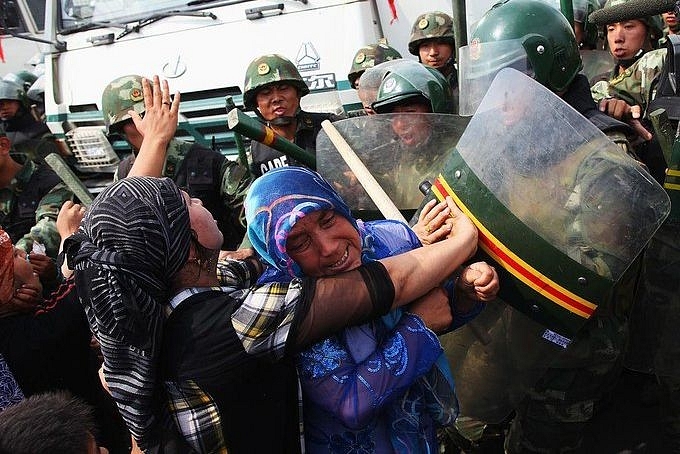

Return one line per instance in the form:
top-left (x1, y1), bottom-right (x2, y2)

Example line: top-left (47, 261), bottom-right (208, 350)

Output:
top-left (65, 176), bottom-right (191, 450)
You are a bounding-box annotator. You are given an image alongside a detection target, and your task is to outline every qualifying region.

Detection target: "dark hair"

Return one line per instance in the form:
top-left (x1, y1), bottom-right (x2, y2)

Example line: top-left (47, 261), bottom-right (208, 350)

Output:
top-left (0, 391), bottom-right (97, 454)
top-left (188, 228), bottom-right (219, 276)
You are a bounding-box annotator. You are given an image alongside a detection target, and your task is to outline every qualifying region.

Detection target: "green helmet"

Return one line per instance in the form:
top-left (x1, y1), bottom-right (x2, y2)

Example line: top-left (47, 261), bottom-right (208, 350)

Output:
top-left (348, 43), bottom-right (402, 89)
top-left (0, 80), bottom-right (24, 101)
top-left (242, 54), bottom-right (309, 110)
top-left (3, 71), bottom-right (38, 93)
top-left (408, 11), bottom-right (456, 56)
top-left (372, 60), bottom-right (454, 114)
top-left (101, 75), bottom-right (145, 134)
top-left (464, 0), bottom-right (582, 94)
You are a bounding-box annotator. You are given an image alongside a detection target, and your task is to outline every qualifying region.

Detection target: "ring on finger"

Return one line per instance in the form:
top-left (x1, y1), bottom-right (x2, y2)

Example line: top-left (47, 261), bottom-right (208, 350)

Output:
top-left (162, 101), bottom-right (171, 106)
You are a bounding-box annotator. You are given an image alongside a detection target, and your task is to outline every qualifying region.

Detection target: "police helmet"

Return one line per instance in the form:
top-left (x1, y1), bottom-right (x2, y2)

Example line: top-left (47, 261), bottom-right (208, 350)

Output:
top-left (372, 60), bottom-right (454, 114)
top-left (242, 54), bottom-right (309, 110)
top-left (467, 0), bottom-right (582, 94)
top-left (408, 11), bottom-right (456, 56)
top-left (3, 71), bottom-right (38, 93)
top-left (0, 80), bottom-right (25, 102)
top-left (101, 75), bottom-right (146, 134)
top-left (348, 43), bottom-right (402, 89)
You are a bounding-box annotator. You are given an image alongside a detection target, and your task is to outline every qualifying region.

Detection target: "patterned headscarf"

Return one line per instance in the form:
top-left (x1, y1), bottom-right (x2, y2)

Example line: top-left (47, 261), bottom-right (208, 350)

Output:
top-left (0, 230), bottom-right (14, 306)
top-left (246, 167), bottom-right (357, 280)
top-left (65, 176), bottom-right (191, 449)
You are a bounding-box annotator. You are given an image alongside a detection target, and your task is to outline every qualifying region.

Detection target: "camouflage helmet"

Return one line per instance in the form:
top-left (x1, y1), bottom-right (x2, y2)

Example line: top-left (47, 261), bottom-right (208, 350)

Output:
top-left (591, 0), bottom-right (664, 45)
top-left (101, 75), bottom-right (145, 134)
top-left (3, 71), bottom-right (38, 93)
top-left (408, 11), bottom-right (456, 56)
top-left (467, 0), bottom-right (582, 93)
top-left (243, 54), bottom-right (309, 110)
top-left (348, 43), bottom-right (402, 89)
top-left (0, 80), bottom-right (24, 101)
top-left (372, 60), bottom-right (454, 114)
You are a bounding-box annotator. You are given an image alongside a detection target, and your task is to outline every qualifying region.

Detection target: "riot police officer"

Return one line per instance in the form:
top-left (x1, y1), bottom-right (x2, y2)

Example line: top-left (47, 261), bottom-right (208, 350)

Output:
top-left (590, 0), bottom-right (667, 184)
top-left (347, 43), bottom-right (402, 116)
top-left (370, 60), bottom-right (456, 208)
top-left (408, 11), bottom-right (459, 110)
top-left (102, 74), bottom-right (250, 251)
top-left (347, 42), bottom-right (402, 90)
top-left (0, 79), bottom-right (56, 164)
top-left (242, 54), bottom-right (341, 178)
top-left (456, 1), bottom-right (646, 451)
top-left (0, 124), bottom-right (73, 291)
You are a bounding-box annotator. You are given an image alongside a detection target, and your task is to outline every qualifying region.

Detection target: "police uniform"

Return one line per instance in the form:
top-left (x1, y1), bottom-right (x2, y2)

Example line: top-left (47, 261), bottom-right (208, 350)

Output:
top-left (115, 139), bottom-right (250, 251)
top-left (248, 111), bottom-right (338, 178)
top-left (0, 159), bottom-right (73, 259)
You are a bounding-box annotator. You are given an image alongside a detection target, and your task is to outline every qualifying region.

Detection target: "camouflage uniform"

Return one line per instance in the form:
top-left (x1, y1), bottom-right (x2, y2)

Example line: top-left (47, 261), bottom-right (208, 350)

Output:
top-left (104, 75), bottom-right (251, 251)
top-left (0, 158), bottom-right (73, 259)
top-left (591, 48), bottom-right (667, 112)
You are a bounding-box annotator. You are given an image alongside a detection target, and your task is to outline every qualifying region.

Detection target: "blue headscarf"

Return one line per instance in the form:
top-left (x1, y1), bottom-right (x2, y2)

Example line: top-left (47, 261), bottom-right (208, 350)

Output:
top-left (245, 167), bottom-right (459, 449)
top-left (246, 167), bottom-right (358, 281)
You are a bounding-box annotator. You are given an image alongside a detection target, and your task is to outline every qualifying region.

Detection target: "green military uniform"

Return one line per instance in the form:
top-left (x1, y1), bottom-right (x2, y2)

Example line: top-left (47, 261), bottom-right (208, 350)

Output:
top-left (103, 75), bottom-right (252, 250)
top-left (0, 159), bottom-right (73, 259)
top-left (0, 79), bottom-right (56, 164)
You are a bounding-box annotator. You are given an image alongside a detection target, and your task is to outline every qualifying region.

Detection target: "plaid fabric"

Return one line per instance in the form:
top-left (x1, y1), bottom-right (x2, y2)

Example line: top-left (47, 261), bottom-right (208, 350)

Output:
top-left (231, 280), bottom-right (304, 360)
top-left (216, 258), bottom-right (258, 288)
top-left (165, 379), bottom-right (227, 454)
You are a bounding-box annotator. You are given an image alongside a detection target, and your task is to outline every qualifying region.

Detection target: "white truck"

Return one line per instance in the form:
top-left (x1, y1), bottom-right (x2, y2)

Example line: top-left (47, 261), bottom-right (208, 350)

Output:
top-left (1, 0), bottom-right (514, 190)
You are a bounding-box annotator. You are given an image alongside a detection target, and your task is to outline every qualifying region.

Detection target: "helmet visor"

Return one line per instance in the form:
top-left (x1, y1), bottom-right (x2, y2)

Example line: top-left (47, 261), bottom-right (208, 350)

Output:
top-left (458, 39), bottom-right (535, 116)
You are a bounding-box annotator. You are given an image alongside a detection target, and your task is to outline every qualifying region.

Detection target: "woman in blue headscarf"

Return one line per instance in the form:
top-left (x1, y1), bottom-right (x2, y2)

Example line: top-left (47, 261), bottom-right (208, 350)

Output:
top-left (246, 166), bottom-right (498, 453)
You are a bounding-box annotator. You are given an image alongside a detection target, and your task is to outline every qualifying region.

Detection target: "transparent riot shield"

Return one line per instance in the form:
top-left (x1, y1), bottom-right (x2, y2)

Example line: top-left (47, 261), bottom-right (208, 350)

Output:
top-left (316, 113), bottom-right (471, 218)
top-left (441, 69), bottom-right (670, 425)
top-left (446, 68), bottom-right (670, 335)
top-left (317, 68), bottom-right (671, 427)
top-left (580, 49), bottom-right (615, 85)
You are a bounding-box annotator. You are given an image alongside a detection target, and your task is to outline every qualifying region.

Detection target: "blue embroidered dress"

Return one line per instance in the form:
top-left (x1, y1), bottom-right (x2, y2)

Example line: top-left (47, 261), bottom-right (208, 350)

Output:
top-left (246, 167), bottom-right (467, 453)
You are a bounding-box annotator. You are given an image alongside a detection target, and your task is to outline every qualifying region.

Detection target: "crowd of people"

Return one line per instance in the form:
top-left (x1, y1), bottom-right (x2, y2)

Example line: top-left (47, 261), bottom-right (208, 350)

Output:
top-left (0, 0), bottom-right (679, 453)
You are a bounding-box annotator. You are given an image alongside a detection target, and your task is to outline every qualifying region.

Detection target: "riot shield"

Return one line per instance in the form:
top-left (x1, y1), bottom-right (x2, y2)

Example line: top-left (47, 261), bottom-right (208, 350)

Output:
top-left (443, 69), bottom-right (670, 426)
top-left (316, 68), bottom-right (670, 425)
top-left (316, 113), bottom-right (471, 217)
top-left (579, 49), bottom-right (615, 85)
top-left (442, 68), bottom-right (670, 338)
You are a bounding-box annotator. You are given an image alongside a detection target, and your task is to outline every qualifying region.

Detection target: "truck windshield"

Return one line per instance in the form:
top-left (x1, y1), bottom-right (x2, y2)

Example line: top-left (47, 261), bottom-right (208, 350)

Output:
top-left (59, 0), bottom-right (235, 31)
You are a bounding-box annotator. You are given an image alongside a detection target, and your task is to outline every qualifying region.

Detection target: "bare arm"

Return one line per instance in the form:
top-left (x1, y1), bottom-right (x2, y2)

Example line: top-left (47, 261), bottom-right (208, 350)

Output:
top-left (128, 75), bottom-right (180, 177)
top-left (294, 197), bottom-right (477, 348)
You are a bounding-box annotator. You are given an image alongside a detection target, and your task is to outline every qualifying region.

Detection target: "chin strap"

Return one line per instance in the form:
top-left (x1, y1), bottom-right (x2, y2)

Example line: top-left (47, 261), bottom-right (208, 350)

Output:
top-left (268, 116), bottom-right (296, 127)
top-left (616, 48), bottom-right (646, 70)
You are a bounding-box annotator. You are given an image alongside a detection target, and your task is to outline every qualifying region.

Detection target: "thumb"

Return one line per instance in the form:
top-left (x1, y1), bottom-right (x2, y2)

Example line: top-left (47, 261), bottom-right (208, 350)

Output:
top-left (128, 110), bottom-right (144, 136)
top-left (629, 119), bottom-right (653, 141)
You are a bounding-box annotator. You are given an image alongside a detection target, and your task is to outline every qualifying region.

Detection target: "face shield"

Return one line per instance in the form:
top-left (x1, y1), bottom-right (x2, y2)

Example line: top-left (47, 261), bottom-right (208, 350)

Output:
top-left (458, 38), bottom-right (535, 116)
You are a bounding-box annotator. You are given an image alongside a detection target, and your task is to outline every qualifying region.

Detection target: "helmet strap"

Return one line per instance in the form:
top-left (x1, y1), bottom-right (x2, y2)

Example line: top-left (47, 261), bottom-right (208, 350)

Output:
top-left (616, 49), bottom-right (645, 70)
